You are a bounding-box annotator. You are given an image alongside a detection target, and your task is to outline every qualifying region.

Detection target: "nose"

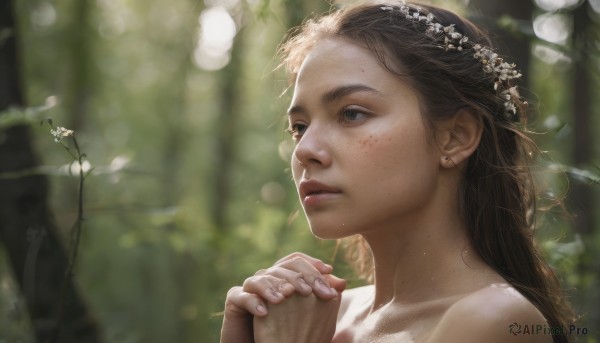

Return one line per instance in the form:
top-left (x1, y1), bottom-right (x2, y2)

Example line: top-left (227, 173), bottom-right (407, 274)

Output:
top-left (292, 124), bottom-right (332, 169)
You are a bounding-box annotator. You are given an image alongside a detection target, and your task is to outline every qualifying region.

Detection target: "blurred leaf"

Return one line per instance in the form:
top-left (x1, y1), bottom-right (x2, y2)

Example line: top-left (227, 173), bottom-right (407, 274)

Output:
top-left (548, 163), bottom-right (600, 185)
top-left (255, 0), bottom-right (273, 22)
top-left (0, 98), bottom-right (58, 128)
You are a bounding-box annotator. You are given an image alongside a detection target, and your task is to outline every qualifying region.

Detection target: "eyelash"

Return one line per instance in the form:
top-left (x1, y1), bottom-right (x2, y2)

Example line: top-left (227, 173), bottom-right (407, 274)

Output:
top-left (286, 107), bottom-right (369, 139)
top-left (338, 107), bottom-right (368, 124)
top-left (286, 123), bottom-right (308, 138)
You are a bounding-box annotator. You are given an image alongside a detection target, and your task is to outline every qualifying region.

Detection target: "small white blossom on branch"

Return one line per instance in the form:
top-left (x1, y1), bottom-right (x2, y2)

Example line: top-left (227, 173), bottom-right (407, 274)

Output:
top-left (50, 126), bottom-right (74, 143)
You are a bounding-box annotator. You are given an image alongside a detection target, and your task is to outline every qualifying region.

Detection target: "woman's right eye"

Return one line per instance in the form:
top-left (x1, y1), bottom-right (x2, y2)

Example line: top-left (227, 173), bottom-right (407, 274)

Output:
top-left (287, 123), bottom-right (308, 139)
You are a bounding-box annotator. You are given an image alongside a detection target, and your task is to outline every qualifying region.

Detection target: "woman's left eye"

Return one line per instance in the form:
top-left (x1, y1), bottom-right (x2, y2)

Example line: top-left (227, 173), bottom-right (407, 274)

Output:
top-left (339, 108), bottom-right (368, 123)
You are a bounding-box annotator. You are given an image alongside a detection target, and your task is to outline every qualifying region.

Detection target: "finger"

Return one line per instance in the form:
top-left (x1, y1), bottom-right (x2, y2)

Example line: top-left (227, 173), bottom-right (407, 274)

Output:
top-left (275, 252), bottom-right (333, 274)
top-left (225, 286), bottom-right (269, 317)
top-left (323, 274), bottom-right (347, 293)
top-left (313, 277), bottom-right (339, 299)
top-left (257, 267), bottom-right (313, 296)
top-left (242, 275), bottom-right (292, 304)
top-left (274, 257), bottom-right (337, 299)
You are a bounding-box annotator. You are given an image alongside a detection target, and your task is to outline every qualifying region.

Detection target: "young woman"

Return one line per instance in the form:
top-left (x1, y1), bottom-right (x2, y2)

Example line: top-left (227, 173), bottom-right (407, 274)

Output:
top-left (221, 1), bottom-right (574, 342)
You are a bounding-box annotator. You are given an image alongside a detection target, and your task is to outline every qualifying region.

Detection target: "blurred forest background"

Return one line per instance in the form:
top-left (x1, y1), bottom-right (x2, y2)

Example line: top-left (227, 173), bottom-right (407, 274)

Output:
top-left (0, 0), bottom-right (599, 341)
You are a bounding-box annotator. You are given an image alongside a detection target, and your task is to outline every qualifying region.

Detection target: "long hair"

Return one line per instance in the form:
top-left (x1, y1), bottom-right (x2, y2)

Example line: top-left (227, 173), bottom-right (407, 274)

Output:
top-left (278, 1), bottom-right (574, 342)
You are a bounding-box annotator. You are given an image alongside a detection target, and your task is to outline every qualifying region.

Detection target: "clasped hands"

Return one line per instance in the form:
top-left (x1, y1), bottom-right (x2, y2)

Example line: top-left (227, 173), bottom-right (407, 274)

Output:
top-left (221, 252), bottom-right (347, 343)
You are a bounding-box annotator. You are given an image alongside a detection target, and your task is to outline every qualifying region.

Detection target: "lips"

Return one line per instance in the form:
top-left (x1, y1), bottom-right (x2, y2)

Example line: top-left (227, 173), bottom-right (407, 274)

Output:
top-left (299, 180), bottom-right (341, 206)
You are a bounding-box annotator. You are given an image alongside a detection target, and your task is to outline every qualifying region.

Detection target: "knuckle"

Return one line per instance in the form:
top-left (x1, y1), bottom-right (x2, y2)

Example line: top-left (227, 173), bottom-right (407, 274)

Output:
top-left (288, 256), bottom-right (306, 265)
top-left (265, 266), bottom-right (279, 274)
top-left (288, 271), bottom-right (303, 281)
top-left (276, 278), bottom-right (291, 287)
top-left (226, 286), bottom-right (242, 298)
top-left (224, 296), bottom-right (239, 311)
top-left (254, 268), bottom-right (267, 276)
top-left (289, 251), bottom-right (304, 258)
top-left (224, 287), bottom-right (244, 309)
top-left (279, 252), bottom-right (304, 264)
top-left (242, 275), bottom-right (261, 289)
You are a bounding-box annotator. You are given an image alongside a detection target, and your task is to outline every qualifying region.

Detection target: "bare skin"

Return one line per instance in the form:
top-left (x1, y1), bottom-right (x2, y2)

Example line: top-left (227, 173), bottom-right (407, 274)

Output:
top-left (335, 284), bottom-right (550, 342)
top-left (222, 37), bottom-right (551, 343)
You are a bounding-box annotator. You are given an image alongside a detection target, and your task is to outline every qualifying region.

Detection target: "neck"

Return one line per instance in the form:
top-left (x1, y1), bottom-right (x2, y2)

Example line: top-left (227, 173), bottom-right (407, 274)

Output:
top-left (361, 181), bottom-right (497, 310)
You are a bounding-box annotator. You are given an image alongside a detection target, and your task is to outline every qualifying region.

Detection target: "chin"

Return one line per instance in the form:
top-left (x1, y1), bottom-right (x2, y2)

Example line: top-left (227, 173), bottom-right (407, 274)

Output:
top-left (307, 220), bottom-right (354, 240)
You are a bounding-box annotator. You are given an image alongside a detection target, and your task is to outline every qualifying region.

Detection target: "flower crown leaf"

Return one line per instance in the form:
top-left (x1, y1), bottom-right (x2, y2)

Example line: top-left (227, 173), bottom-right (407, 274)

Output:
top-left (380, 4), bottom-right (524, 119)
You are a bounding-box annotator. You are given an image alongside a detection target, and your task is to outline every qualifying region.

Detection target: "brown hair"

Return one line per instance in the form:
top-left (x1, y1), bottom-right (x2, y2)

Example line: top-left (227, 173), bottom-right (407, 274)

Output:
top-left (279, 1), bottom-right (574, 342)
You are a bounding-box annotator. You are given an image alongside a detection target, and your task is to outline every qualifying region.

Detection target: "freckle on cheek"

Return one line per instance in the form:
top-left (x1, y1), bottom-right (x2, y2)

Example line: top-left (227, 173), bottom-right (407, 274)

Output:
top-left (360, 136), bottom-right (379, 148)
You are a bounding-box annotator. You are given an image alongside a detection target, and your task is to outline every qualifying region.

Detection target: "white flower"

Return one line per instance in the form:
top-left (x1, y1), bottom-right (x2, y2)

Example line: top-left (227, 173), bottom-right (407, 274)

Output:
top-left (378, 3), bottom-right (525, 120)
top-left (50, 126), bottom-right (74, 143)
top-left (450, 32), bottom-right (462, 40)
top-left (504, 101), bottom-right (517, 115)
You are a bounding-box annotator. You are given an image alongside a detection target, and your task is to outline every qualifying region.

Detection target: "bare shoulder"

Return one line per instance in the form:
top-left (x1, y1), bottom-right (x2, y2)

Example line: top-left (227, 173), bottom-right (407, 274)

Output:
top-left (337, 285), bottom-right (374, 321)
top-left (427, 283), bottom-right (552, 343)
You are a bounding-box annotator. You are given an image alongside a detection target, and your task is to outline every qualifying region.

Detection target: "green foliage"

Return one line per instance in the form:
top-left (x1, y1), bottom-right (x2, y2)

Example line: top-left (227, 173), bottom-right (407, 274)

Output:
top-left (0, 98), bottom-right (57, 129)
top-left (1, 0), bottom-right (598, 342)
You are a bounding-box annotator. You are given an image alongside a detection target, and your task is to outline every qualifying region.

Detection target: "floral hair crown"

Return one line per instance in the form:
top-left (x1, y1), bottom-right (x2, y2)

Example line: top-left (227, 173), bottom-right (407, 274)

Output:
top-left (380, 4), bottom-right (525, 119)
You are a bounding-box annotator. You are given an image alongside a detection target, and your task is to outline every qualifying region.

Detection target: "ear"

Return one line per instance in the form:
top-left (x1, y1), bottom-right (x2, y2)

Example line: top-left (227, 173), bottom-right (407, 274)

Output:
top-left (436, 109), bottom-right (483, 168)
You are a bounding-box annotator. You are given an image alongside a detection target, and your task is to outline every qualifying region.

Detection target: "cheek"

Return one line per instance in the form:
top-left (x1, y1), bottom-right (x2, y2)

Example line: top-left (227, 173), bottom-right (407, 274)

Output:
top-left (353, 124), bottom-right (437, 190)
top-left (357, 125), bottom-right (425, 163)
top-left (354, 133), bottom-right (397, 166)
top-left (291, 160), bottom-right (301, 184)
top-left (357, 134), bottom-right (380, 149)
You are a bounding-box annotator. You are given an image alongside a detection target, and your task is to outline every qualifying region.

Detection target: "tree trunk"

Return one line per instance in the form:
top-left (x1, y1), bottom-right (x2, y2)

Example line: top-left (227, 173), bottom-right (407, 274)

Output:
top-left (158, 6), bottom-right (203, 342)
top-left (570, 1), bottom-right (594, 236)
top-left (0, 1), bottom-right (101, 342)
top-left (570, 0), bottom-right (597, 331)
top-left (210, 26), bottom-right (246, 233)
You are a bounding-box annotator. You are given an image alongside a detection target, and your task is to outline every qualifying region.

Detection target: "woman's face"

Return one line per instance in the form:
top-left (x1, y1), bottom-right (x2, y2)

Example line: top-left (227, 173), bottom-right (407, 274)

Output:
top-left (289, 38), bottom-right (442, 239)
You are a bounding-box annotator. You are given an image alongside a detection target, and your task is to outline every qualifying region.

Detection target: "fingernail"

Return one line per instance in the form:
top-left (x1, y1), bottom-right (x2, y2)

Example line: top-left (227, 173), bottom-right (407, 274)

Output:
top-left (322, 263), bottom-right (333, 271)
top-left (315, 279), bottom-right (334, 296)
top-left (298, 278), bottom-right (311, 292)
top-left (256, 303), bottom-right (267, 314)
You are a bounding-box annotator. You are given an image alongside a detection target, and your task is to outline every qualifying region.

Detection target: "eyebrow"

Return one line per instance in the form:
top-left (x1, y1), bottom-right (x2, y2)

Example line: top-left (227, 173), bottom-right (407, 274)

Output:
top-left (287, 84), bottom-right (382, 116)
